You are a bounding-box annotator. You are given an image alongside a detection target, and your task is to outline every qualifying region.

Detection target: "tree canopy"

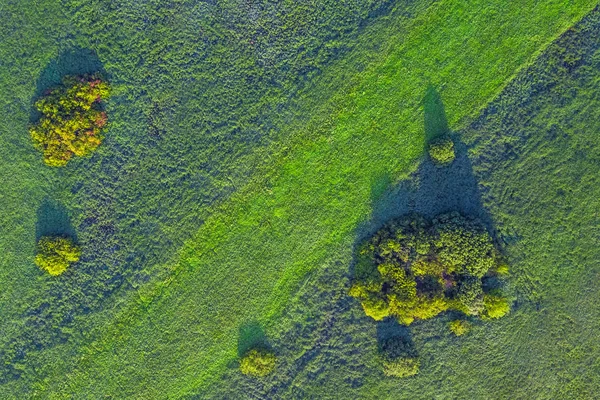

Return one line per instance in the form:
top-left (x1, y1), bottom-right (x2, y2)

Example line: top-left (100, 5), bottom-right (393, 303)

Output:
top-left (30, 74), bottom-right (110, 167)
top-left (350, 212), bottom-right (509, 325)
top-left (35, 236), bottom-right (81, 276)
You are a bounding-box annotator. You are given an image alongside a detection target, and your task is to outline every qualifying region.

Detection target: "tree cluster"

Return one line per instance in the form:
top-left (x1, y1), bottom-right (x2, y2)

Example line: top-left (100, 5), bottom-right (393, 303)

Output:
top-left (350, 212), bottom-right (510, 326)
top-left (30, 74), bottom-right (110, 167)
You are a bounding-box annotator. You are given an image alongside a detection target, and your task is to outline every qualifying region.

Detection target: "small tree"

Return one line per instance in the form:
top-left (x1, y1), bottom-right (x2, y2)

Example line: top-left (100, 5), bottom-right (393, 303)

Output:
top-left (239, 348), bottom-right (276, 377)
top-left (383, 357), bottom-right (420, 378)
top-left (449, 319), bottom-right (471, 336)
top-left (30, 74), bottom-right (110, 166)
top-left (428, 136), bottom-right (455, 166)
top-left (482, 292), bottom-right (510, 319)
top-left (35, 236), bottom-right (81, 276)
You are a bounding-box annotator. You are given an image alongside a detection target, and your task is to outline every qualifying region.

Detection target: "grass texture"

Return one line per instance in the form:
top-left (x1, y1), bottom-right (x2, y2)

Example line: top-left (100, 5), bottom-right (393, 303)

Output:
top-left (0, 0), bottom-right (597, 397)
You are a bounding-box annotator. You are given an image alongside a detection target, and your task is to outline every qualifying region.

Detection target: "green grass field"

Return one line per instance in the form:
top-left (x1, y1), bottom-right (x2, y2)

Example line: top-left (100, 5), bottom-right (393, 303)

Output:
top-left (1, 0), bottom-right (599, 398)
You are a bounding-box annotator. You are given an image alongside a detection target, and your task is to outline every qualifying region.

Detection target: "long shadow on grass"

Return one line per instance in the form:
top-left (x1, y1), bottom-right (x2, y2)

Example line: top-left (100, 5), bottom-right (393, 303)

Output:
top-left (238, 321), bottom-right (271, 357)
top-left (36, 197), bottom-right (77, 242)
top-left (353, 86), bottom-right (498, 355)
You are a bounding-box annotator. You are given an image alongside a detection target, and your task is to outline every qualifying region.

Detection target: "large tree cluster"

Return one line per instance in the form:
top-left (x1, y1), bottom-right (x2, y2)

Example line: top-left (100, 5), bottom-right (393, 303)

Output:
top-left (350, 212), bottom-right (509, 325)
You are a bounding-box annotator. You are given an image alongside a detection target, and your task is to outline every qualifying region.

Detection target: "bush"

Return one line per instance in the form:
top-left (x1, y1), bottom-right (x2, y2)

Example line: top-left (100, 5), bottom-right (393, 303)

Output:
top-left (383, 357), bottom-right (420, 377)
top-left (428, 136), bottom-right (455, 165)
top-left (35, 236), bottom-right (81, 276)
top-left (449, 320), bottom-right (471, 336)
top-left (30, 74), bottom-right (110, 167)
top-left (483, 292), bottom-right (511, 319)
top-left (349, 212), bottom-right (508, 326)
top-left (239, 348), bottom-right (276, 377)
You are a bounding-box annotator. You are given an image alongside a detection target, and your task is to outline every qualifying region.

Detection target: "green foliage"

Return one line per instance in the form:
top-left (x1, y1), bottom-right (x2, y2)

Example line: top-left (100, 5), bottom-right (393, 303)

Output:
top-left (34, 236), bottom-right (81, 276)
top-left (30, 74), bottom-right (110, 166)
top-left (383, 357), bottom-right (421, 378)
top-left (0, 0), bottom-right (594, 396)
top-left (449, 319), bottom-right (471, 336)
top-left (350, 213), bottom-right (507, 325)
top-left (239, 348), bottom-right (276, 377)
top-left (197, 9), bottom-right (600, 399)
top-left (482, 292), bottom-right (511, 319)
top-left (428, 136), bottom-right (455, 165)
top-left (434, 213), bottom-right (497, 278)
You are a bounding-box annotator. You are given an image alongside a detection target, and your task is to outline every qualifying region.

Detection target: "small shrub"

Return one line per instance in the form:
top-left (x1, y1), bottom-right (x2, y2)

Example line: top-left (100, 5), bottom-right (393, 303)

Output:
top-left (449, 320), bottom-right (471, 336)
top-left (383, 357), bottom-right (420, 377)
top-left (428, 136), bottom-right (455, 165)
top-left (30, 74), bottom-right (110, 166)
top-left (35, 236), bottom-right (81, 276)
top-left (239, 348), bottom-right (276, 377)
top-left (483, 292), bottom-right (510, 319)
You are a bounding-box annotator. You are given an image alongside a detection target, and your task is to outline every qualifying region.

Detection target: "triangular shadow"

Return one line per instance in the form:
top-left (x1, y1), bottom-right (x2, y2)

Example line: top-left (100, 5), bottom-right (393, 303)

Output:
top-left (352, 86), bottom-right (500, 352)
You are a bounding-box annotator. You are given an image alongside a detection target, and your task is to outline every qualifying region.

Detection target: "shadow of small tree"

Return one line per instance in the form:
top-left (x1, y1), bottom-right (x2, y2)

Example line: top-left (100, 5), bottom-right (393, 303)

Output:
top-left (351, 86), bottom-right (503, 364)
top-left (31, 47), bottom-right (107, 123)
top-left (36, 197), bottom-right (77, 243)
top-left (424, 84), bottom-right (450, 144)
top-left (238, 321), bottom-right (270, 357)
top-left (376, 319), bottom-right (413, 349)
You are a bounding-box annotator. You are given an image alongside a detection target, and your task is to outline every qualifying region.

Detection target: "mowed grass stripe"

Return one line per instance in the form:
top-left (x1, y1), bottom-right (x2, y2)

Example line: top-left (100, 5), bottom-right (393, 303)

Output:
top-left (46, 0), bottom-right (596, 397)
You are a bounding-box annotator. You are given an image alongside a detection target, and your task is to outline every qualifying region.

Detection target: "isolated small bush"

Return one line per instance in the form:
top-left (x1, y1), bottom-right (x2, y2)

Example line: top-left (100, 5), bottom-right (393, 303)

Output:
top-left (449, 320), bottom-right (471, 336)
top-left (239, 348), bottom-right (276, 377)
top-left (383, 357), bottom-right (420, 377)
top-left (482, 292), bottom-right (510, 319)
top-left (428, 136), bottom-right (455, 165)
top-left (30, 74), bottom-right (110, 166)
top-left (35, 236), bottom-right (81, 276)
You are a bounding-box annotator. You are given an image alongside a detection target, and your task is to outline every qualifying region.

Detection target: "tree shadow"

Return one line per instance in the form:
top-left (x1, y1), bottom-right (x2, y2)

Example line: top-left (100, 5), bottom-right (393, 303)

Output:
top-left (376, 319), bottom-right (418, 358)
top-left (423, 84), bottom-right (450, 144)
top-left (31, 47), bottom-right (107, 122)
top-left (238, 321), bottom-right (270, 357)
top-left (36, 198), bottom-right (77, 242)
top-left (351, 86), bottom-right (502, 354)
top-left (358, 87), bottom-right (496, 248)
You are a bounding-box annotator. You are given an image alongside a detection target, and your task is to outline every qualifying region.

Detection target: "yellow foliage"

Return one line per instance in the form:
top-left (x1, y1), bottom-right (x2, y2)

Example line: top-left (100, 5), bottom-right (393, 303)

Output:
top-left (449, 319), bottom-right (471, 336)
top-left (35, 236), bottom-right (81, 276)
top-left (239, 348), bottom-right (276, 377)
top-left (30, 74), bottom-right (110, 167)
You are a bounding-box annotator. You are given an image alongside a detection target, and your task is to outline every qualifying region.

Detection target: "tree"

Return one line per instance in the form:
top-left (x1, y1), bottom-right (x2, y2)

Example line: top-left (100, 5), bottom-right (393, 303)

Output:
top-left (35, 236), bottom-right (81, 276)
top-left (239, 348), bottom-right (276, 377)
top-left (30, 74), bottom-right (110, 166)
top-left (379, 336), bottom-right (420, 378)
top-left (428, 136), bottom-right (455, 165)
top-left (483, 292), bottom-right (511, 319)
top-left (449, 319), bottom-right (471, 336)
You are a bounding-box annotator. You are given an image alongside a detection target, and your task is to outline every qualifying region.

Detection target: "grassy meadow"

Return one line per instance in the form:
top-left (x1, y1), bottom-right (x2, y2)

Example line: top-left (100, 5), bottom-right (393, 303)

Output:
top-left (0, 0), bottom-right (599, 398)
top-left (207, 7), bottom-right (600, 398)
